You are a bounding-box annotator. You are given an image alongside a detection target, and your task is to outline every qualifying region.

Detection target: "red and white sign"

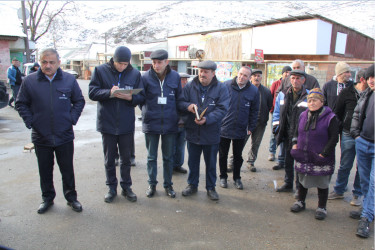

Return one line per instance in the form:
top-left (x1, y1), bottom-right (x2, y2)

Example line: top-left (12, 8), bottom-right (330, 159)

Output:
top-left (255, 49), bottom-right (264, 63)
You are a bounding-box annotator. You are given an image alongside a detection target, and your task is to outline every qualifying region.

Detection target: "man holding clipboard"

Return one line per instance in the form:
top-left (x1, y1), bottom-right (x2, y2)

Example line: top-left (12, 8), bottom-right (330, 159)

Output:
top-left (89, 46), bottom-right (144, 203)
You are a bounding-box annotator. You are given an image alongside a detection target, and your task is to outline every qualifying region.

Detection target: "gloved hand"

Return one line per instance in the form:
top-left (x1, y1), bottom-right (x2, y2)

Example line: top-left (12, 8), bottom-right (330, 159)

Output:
top-left (272, 125), bottom-right (279, 135)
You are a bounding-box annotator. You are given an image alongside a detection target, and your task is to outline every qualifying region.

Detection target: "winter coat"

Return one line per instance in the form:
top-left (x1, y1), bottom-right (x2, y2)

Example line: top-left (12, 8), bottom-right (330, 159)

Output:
top-left (322, 79), bottom-right (354, 110)
top-left (350, 88), bottom-right (373, 139)
top-left (270, 78), bottom-right (282, 113)
top-left (141, 65), bottom-right (181, 134)
top-left (16, 68), bottom-right (85, 147)
top-left (178, 76), bottom-right (229, 145)
top-left (334, 84), bottom-right (362, 134)
top-left (256, 84), bottom-right (273, 126)
top-left (88, 59), bottom-right (144, 135)
top-left (220, 77), bottom-right (259, 139)
top-left (291, 107), bottom-right (337, 176)
top-left (273, 86), bottom-right (309, 145)
top-left (7, 65), bottom-right (22, 86)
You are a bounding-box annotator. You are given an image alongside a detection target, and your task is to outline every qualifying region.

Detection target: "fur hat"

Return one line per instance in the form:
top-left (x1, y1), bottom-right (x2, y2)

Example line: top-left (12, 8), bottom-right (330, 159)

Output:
top-left (335, 62), bottom-right (350, 76)
top-left (307, 88), bottom-right (324, 102)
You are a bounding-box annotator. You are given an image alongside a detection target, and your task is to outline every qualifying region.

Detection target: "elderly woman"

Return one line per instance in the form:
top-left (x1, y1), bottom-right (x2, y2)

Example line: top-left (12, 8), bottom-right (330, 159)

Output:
top-left (290, 88), bottom-right (339, 220)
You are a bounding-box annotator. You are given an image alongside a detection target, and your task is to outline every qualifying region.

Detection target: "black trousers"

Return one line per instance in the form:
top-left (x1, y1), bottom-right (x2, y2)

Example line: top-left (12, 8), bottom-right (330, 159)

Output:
top-left (34, 141), bottom-right (77, 202)
top-left (102, 133), bottom-right (133, 192)
top-left (283, 137), bottom-right (299, 189)
top-left (219, 137), bottom-right (245, 180)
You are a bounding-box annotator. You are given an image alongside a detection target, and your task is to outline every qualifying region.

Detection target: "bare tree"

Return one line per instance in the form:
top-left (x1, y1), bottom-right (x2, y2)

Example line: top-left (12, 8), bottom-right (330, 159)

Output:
top-left (26, 0), bottom-right (73, 43)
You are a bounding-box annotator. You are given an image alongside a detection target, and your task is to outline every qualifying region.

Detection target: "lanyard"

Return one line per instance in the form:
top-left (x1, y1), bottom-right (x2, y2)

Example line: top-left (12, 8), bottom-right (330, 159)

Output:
top-left (159, 79), bottom-right (164, 97)
top-left (113, 73), bottom-right (122, 87)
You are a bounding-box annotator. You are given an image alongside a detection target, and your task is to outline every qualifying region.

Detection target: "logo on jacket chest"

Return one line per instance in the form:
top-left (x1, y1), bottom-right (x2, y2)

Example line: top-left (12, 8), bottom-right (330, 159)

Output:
top-left (245, 101), bottom-right (250, 107)
top-left (169, 90), bottom-right (175, 96)
top-left (59, 93), bottom-right (69, 100)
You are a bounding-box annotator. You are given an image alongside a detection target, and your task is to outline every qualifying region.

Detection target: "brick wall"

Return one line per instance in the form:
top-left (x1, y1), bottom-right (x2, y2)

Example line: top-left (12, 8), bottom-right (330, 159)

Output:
top-left (0, 40), bottom-right (10, 84)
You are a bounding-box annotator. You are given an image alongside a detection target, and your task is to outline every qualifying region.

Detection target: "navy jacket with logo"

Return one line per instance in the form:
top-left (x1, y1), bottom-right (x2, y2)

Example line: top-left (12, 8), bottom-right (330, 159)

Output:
top-left (179, 76), bottom-right (229, 145)
top-left (89, 59), bottom-right (144, 135)
top-left (16, 68), bottom-right (85, 147)
top-left (220, 77), bottom-right (259, 139)
top-left (141, 65), bottom-right (181, 134)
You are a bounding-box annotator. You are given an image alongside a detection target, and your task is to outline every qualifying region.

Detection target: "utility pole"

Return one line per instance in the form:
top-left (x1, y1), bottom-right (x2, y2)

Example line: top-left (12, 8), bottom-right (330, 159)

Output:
top-left (21, 1), bottom-right (30, 63)
top-left (104, 33), bottom-right (108, 63)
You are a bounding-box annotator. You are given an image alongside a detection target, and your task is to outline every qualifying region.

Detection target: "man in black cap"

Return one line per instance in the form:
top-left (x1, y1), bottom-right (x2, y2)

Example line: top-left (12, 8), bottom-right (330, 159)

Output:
top-left (89, 46), bottom-right (144, 203)
top-left (272, 69), bottom-right (309, 193)
top-left (244, 69), bottom-right (272, 172)
top-left (178, 60), bottom-right (229, 201)
top-left (172, 73), bottom-right (190, 174)
top-left (141, 49), bottom-right (182, 198)
top-left (350, 64), bottom-right (374, 238)
top-left (268, 66), bottom-right (291, 170)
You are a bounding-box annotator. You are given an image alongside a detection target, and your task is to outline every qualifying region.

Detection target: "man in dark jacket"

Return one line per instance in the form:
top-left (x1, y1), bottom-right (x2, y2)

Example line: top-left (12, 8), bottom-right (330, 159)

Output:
top-left (219, 66), bottom-right (259, 190)
top-left (272, 69), bottom-right (309, 192)
top-left (323, 62), bottom-right (353, 110)
top-left (141, 49), bottom-right (182, 199)
top-left (179, 60), bottom-right (229, 200)
top-left (16, 48), bottom-right (85, 214)
top-left (89, 46), bottom-right (144, 203)
top-left (7, 58), bottom-right (22, 108)
top-left (350, 64), bottom-right (374, 239)
top-left (328, 69), bottom-right (367, 204)
top-left (245, 69), bottom-right (272, 172)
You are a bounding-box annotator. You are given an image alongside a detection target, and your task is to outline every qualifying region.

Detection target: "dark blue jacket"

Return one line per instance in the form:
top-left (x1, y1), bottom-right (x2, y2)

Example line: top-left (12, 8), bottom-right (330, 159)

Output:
top-left (179, 76), bottom-right (229, 145)
top-left (88, 59), bottom-right (144, 135)
top-left (16, 68), bottom-right (85, 147)
top-left (141, 65), bottom-right (181, 134)
top-left (220, 77), bottom-right (259, 139)
top-left (255, 84), bottom-right (273, 126)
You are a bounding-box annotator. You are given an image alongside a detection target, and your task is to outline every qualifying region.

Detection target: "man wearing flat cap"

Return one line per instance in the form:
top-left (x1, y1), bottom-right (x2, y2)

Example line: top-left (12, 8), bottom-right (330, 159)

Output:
top-left (89, 46), bottom-right (144, 203)
top-left (272, 69), bottom-right (309, 193)
top-left (244, 69), bottom-right (272, 172)
top-left (141, 49), bottom-right (182, 198)
top-left (178, 60), bottom-right (229, 201)
top-left (323, 62), bottom-right (354, 110)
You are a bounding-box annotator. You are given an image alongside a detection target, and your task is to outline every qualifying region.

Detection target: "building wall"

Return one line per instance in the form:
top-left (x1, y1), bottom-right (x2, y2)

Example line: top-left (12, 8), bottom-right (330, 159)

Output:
top-left (0, 40), bottom-right (10, 83)
top-left (330, 23), bottom-right (375, 60)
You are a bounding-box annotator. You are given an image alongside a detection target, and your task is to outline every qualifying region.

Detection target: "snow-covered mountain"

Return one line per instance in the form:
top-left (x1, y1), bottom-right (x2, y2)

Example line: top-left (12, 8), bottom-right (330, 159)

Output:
top-left (3, 1), bottom-right (375, 50)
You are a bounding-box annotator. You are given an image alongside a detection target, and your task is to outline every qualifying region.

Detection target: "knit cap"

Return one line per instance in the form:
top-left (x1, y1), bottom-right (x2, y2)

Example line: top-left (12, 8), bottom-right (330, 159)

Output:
top-left (113, 46), bottom-right (131, 62)
top-left (307, 88), bottom-right (324, 102)
top-left (335, 62), bottom-right (350, 76)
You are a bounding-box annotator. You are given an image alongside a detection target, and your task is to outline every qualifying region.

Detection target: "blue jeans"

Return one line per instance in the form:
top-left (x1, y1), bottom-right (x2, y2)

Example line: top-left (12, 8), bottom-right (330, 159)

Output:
top-left (145, 133), bottom-right (175, 188)
top-left (333, 132), bottom-right (362, 196)
top-left (9, 84), bottom-right (20, 105)
top-left (173, 127), bottom-right (186, 169)
top-left (356, 136), bottom-right (374, 222)
top-left (187, 142), bottom-right (219, 190)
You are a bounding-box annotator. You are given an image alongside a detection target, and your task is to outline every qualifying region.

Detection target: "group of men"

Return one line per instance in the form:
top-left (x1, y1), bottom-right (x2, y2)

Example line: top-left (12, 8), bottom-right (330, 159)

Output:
top-left (12, 46), bottom-right (374, 239)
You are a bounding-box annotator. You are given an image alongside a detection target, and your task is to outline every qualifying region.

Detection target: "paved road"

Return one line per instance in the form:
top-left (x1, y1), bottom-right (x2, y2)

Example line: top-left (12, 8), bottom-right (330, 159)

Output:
top-left (0, 80), bottom-right (372, 249)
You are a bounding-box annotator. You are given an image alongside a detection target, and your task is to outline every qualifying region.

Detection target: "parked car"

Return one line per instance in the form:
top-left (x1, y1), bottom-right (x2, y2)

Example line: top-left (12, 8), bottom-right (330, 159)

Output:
top-left (64, 69), bottom-right (79, 79)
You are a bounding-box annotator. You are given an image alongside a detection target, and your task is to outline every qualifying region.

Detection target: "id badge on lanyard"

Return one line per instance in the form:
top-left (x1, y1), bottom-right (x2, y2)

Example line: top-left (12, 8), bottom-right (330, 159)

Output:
top-left (158, 79), bottom-right (167, 105)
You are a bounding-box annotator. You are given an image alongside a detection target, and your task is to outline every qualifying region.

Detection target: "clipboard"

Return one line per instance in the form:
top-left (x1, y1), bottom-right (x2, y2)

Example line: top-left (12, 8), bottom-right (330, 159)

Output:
top-left (110, 88), bottom-right (143, 98)
top-left (193, 106), bottom-right (208, 121)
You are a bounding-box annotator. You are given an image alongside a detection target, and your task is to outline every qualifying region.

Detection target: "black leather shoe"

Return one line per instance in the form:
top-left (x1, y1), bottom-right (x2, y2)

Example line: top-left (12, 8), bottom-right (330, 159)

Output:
top-left (182, 185), bottom-right (197, 196)
top-left (350, 209), bottom-right (362, 220)
top-left (67, 200), bottom-right (82, 212)
top-left (276, 183), bottom-right (293, 192)
top-left (234, 179), bottom-right (243, 190)
top-left (219, 178), bottom-right (228, 188)
top-left (37, 201), bottom-right (54, 214)
top-left (146, 185), bottom-right (156, 198)
top-left (272, 164), bottom-right (284, 170)
top-left (207, 189), bottom-right (219, 201)
top-left (165, 186), bottom-right (176, 198)
top-left (122, 188), bottom-right (137, 202)
top-left (173, 166), bottom-right (187, 174)
top-left (104, 191), bottom-right (117, 203)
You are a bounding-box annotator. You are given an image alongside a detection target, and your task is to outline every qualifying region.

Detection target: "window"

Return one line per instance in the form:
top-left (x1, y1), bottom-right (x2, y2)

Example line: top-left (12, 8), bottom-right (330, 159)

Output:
top-left (335, 32), bottom-right (347, 54)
